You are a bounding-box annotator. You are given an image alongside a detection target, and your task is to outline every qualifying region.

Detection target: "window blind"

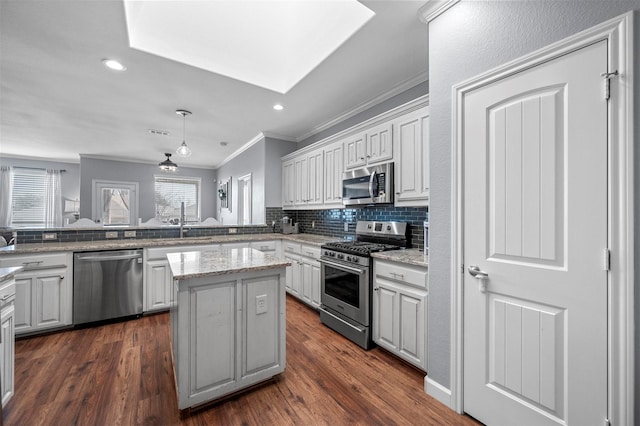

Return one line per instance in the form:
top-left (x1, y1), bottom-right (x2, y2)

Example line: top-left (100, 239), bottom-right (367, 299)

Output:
top-left (154, 176), bottom-right (201, 222)
top-left (11, 168), bottom-right (46, 227)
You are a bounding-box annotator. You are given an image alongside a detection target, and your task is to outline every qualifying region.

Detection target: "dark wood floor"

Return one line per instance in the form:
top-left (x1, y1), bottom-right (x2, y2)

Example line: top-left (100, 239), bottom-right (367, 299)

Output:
top-left (5, 296), bottom-right (479, 425)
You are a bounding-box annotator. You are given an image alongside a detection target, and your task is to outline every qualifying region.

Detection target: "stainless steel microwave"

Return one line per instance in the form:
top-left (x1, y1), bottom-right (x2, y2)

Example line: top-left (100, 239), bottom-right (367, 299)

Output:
top-left (342, 162), bottom-right (394, 205)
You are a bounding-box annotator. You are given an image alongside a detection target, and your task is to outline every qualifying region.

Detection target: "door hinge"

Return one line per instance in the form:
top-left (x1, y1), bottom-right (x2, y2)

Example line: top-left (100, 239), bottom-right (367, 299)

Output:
top-left (601, 70), bottom-right (619, 101)
top-left (604, 418), bottom-right (611, 426)
top-left (604, 248), bottom-right (611, 271)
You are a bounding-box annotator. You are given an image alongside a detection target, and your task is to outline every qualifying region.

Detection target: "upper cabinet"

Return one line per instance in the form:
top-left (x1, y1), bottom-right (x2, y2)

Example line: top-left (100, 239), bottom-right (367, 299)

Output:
top-left (281, 96), bottom-right (428, 210)
top-left (344, 123), bottom-right (393, 169)
top-left (323, 142), bottom-right (344, 207)
top-left (394, 108), bottom-right (430, 206)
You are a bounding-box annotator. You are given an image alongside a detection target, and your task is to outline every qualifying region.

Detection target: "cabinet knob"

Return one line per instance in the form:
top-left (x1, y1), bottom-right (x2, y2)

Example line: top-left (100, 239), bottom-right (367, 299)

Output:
top-left (395, 192), bottom-right (400, 195)
top-left (59, 276), bottom-right (65, 280)
top-left (360, 157), bottom-right (365, 160)
top-left (366, 155), bottom-right (371, 158)
top-left (374, 287), bottom-right (379, 292)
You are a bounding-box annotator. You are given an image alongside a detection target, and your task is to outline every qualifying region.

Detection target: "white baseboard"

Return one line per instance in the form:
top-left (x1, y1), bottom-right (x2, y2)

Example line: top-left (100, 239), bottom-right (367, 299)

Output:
top-left (425, 376), bottom-right (452, 409)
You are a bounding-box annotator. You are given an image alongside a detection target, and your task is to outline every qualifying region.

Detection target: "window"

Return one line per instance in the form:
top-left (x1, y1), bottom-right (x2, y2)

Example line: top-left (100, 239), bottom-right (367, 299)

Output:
top-left (10, 168), bottom-right (62, 228)
top-left (155, 176), bottom-right (201, 223)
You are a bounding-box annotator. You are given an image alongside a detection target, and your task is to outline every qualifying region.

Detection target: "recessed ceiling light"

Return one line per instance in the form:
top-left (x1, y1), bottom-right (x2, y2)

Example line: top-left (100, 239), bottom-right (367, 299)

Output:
top-left (273, 104), bottom-right (284, 111)
top-left (102, 59), bottom-right (126, 71)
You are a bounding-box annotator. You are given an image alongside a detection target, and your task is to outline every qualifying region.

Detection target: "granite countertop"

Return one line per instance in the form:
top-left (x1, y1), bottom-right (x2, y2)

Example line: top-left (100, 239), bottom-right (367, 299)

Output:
top-left (0, 233), bottom-right (341, 255)
top-left (371, 249), bottom-right (428, 268)
top-left (167, 247), bottom-right (291, 280)
top-left (0, 266), bottom-right (24, 282)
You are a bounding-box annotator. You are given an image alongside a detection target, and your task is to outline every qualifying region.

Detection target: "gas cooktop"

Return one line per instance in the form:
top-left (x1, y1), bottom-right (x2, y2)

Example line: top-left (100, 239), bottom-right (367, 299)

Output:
top-left (321, 241), bottom-right (401, 257)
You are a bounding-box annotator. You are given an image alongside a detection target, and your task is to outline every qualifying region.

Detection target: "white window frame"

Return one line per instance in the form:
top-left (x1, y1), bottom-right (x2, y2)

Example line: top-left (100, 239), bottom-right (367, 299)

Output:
top-left (154, 175), bottom-right (202, 223)
top-left (92, 179), bottom-right (139, 226)
top-left (237, 173), bottom-right (252, 225)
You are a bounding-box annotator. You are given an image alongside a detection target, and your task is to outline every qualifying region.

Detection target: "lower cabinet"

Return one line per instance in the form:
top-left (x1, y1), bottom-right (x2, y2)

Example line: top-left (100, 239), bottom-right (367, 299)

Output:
top-left (283, 242), bottom-right (321, 309)
top-left (372, 259), bottom-right (427, 371)
top-left (0, 278), bottom-right (15, 407)
top-left (0, 252), bottom-right (72, 335)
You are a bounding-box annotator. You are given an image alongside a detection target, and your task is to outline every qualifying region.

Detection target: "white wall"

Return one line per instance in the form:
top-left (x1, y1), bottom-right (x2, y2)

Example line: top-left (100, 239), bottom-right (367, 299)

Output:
top-left (427, 2), bottom-right (640, 414)
top-left (79, 156), bottom-right (217, 222)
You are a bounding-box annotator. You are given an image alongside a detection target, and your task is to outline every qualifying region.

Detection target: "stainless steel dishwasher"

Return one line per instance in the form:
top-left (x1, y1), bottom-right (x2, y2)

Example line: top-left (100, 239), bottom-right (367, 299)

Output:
top-left (73, 249), bottom-right (143, 325)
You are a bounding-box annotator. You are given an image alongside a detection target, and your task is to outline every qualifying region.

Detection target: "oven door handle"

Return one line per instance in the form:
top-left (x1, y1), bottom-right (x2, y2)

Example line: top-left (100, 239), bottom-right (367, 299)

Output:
top-left (320, 259), bottom-right (366, 275)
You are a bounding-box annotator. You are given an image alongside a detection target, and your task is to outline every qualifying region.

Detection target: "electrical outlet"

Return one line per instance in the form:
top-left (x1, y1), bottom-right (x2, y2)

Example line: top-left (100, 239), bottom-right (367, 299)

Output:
top-left (105, 231), bottom-right (118, 239)
top-left (344, 222), bottom-right (349, 232)
top-left (256, 294), bottom-right (267, 315)
top-left (311, 221), bottom-right (315, 228)
top-left (42, 233), bottom-right (57, 240)
top-left (124, 230), bottom-right (136, 238)
top-left (228, 228), bottom-right (237, 234)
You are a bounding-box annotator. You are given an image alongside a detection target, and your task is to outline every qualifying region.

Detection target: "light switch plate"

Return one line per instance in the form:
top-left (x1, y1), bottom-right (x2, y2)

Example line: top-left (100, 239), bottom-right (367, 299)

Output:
top-left (43, 233), bottom-right (57, 240)
top-left (228, 228), bottom-right (237, 234)
top-left (105, 231), bottom-right (118, 239)
top-left (256, 294), bottom-right (267, 315)
top-left (124, 230), bottom-right (136, 238)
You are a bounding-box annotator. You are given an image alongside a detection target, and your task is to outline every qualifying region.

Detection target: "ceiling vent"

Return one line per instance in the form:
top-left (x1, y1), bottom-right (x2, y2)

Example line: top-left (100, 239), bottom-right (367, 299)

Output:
top-left (148, 129), bottom-right (170, 136)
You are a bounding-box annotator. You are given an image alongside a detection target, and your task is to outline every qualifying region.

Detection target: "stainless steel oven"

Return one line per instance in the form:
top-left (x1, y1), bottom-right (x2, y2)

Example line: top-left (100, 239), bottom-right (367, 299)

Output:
top-left (320, 256), bottom-right (370, 327)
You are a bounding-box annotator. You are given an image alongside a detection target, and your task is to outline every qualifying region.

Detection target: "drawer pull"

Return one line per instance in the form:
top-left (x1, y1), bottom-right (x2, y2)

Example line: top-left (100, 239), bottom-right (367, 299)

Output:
top-left (306, 252), bottom-right (314, 256)
top-left (390, 272), bottom-right (405, 280)
top-left (22, 261), bottom-right (44, 266)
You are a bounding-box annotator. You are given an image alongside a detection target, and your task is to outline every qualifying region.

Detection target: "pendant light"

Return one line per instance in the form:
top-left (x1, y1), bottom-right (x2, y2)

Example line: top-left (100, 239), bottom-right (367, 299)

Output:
top-left (158, 153), bottom-right (178, 172)
top-left (175, 109), bottom-right (192, 157)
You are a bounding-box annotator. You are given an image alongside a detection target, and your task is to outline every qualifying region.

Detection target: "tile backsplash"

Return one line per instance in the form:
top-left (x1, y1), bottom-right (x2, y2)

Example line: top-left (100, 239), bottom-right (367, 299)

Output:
top-left (275, 206), bottom-right (428, 250)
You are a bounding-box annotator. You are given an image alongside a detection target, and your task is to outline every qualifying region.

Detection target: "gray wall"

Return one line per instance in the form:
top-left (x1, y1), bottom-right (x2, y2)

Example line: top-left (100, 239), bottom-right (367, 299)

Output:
top-left (216, 141), bottom-right (266, 225)
top-left (264, 137), bottom-right (298, 207)
top-left (0, 156), bottom-right (80, 225)
top-left (79, 157), bottom-right (217, 222)
top-left (428, 2), bottom-right (640, 417)
top-left (298, 80), bottom-right (429, 148)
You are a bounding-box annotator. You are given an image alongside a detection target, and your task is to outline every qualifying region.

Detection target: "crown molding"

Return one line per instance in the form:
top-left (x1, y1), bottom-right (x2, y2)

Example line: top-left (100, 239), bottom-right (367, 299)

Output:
top-left (261, 131), bottom-right (297, 142)
top-left (215, 132), bottom-right (266, 169)
top-left (418, 0), bottom-right (460, 24)
top-left (0, 153), bottom-right (80, 165)
top-left (295, 72), bottom-right (428, 143)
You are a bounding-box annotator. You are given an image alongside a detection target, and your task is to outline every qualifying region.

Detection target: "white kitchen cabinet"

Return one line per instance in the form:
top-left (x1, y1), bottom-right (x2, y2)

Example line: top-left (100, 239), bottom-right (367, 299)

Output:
top-left (324, 142), bottom-right (344, 207)
top-left (306, 149), bottom-right (324, 206)
top-left (0, 277), bottom-right (15, 407)
top-left (366, 122), bottom-right (393, 164)
top-left (0, 253), bottom-right (72, 335)
top-left (394, 107), bottom-right (430, 206)
top-left (293, 156), bottom-right (308, 206)
top-left (144, 244), bottom-right (214, 313)
top-left (250, 240), bottom-right (280, 258)
top-left (282, 242), bottom-right (301, 296)
top-left (282, 160), bottom-right (295, 208)
top-left (299, 245), bottom-right (321, 308)
top-left (344, 132), bottom-right (367, 169)
top-left (372, 259), bottom-right (427, 371)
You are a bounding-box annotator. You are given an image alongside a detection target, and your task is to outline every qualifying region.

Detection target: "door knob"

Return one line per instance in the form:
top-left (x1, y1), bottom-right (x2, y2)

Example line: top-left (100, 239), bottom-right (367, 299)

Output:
top-left (468, 265), bottom-right (489, 293)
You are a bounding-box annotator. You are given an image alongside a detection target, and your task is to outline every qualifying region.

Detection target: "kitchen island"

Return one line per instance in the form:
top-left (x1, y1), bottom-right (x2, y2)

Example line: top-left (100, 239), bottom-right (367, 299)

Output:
top-left (167, 247), bottom-right (290, 412)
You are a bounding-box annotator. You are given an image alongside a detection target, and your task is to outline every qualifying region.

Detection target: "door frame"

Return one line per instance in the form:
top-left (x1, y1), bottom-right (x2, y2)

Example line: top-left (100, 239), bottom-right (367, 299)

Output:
top-left (450, 12), bottom-right (634, 425)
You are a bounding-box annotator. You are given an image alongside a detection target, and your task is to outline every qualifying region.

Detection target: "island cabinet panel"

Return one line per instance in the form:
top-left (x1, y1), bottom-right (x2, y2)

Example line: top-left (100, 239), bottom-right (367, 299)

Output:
top-left (189, 280), bottom-right (237, 394)
top-left (241, 274), bottom-right (283, 380)
top-left (171, 267), bottom-right (286, 410)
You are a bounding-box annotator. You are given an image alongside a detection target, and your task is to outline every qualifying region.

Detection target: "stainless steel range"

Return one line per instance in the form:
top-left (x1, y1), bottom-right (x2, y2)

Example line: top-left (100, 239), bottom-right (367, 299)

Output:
top-left (319, 221), bottom-right (408, 349)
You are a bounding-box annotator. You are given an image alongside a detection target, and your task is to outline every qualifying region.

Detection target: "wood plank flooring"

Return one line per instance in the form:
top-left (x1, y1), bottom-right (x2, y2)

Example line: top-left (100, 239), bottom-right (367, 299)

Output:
top-left (4, 296), bottom-right (480, 425)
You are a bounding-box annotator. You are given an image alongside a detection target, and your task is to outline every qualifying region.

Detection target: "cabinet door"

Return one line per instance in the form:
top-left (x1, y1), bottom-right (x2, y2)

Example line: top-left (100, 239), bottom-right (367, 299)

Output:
top-left (284, 254), bottom-right (300, 296)
top-left (294, 156), bottom-right (308, 205)
top-left (34, 270), bottom-right (70, 330)
top-left (282, 160), bottom-right (295, 207)
top-left (397, 287), bottom-right (427, 369)
top-left (0, 303), bottom-right (15, 407)
top-left (395, 109), bottom-right (429, 206)
top-left (145, 259), bottom-right (172, 312)
top-left (14, 276), bottom-right (32, 333)
top-left (311, 262), bottom-right (321, 308)
top-left (367, 122), bottom-right (393, 164)
top-left (344, 133), bottom-right (366, 169)
top-left (301, 261), bottom-right (313, 304)
top-left (324, 143), bottom-right (344, 206)
top-left (373, 278), bottom-right (399, 351)
top-left (306, 150), bottom-right (324, 206)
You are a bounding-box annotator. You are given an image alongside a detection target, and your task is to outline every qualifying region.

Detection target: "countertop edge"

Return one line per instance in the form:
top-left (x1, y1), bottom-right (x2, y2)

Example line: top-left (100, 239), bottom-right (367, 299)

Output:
top-left (371, 249), bottom-right (429, 268)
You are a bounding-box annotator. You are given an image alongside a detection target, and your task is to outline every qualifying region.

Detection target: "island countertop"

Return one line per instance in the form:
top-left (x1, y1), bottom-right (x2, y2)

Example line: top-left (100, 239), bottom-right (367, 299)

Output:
top-left (167, 247), bottom-right (291, 280)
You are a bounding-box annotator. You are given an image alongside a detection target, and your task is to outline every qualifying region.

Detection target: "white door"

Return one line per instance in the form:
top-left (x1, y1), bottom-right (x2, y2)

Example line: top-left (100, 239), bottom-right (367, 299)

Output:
top-left (463, 40), bottom-right (608, 425)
